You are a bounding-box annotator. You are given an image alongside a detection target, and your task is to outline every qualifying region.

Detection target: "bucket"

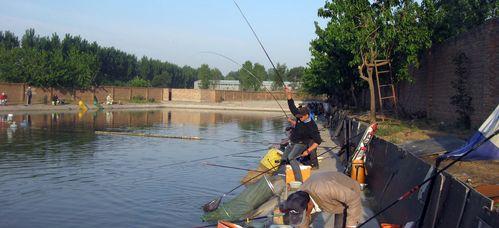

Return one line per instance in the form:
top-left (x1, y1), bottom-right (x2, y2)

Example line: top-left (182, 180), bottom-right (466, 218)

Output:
top-left (285, 165), bottom-right (311, 184)
top-left (350, 159), bottom-right (366, 185)
top-left (289, 181), bottom-right (302, 190)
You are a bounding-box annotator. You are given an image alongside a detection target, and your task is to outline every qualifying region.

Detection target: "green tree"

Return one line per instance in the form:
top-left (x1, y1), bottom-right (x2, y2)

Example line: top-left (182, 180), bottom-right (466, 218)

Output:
top-left (0, 31), bottom-right (20, 49)
top-left (198, 64), bottom-right (211, 89)
top-left (151, 72), bottom-right (172, 87)
top-left (306, 0), bottom-right (432, 122)
top-left (270, 63), bottom-right (287, 90)
top-left (225, 71), bottom-right (240, 80)
top-left (287, 66), bottom-right (304, 82)
top-left (128, 76), bottom-right (151, 87)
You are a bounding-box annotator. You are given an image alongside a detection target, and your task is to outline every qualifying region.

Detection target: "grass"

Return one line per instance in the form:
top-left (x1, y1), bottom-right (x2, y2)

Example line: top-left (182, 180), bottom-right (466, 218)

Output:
top-left (130, 95), bottom-right (156, 104)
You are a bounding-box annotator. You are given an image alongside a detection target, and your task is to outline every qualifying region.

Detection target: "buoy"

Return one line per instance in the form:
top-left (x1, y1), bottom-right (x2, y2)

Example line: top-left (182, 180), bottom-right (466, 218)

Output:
top-left (350, 159), bottom-right (366, 187)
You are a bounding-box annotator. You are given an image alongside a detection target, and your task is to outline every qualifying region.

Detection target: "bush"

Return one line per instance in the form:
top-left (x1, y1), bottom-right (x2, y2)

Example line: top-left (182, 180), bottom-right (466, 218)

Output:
top-left (130, 95), bottom-right (155, 103)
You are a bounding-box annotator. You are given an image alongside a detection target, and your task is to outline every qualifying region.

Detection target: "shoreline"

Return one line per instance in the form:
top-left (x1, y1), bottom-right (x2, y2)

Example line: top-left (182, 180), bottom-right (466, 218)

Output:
top-left (0, 101), bottom-right (296, 115)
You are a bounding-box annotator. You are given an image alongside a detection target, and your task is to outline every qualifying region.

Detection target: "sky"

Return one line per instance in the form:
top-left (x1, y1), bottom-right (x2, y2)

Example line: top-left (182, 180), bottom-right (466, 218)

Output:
top-left (0, 0), bottom-right (326, 75)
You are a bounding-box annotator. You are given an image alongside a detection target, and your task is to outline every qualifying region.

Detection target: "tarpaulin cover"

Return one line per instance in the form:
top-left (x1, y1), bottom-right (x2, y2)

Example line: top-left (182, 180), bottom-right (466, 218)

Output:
top-left (201, 175), bottom-right (284, 222)
top-left (439, 105), bottom-right (499, 161)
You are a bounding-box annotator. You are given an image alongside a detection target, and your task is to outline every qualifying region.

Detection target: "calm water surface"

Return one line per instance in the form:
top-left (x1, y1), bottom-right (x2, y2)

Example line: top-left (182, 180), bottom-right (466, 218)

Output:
top-left (0, 109), bottom-right (286, 227)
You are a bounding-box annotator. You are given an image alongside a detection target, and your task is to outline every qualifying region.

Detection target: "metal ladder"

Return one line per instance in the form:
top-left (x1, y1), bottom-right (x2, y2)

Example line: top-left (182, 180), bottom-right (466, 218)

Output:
top-left (374, 59), bottom-right (398, 118)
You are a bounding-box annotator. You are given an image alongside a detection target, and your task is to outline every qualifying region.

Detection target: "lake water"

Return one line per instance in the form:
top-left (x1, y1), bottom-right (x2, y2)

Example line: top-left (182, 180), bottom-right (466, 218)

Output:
top-left (0, 109), bottom-right (286, 227)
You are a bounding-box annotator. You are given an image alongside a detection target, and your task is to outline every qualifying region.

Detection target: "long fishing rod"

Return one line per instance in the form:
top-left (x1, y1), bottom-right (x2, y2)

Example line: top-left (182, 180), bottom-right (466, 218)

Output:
top-left (232, 0), bottom-right (284, 86)
top-left (204, 162), bottom-right (266, 173)
top-left (201, 51), bottom-right (288, 119)
top-left (358, 129), bottom-right (499, 227)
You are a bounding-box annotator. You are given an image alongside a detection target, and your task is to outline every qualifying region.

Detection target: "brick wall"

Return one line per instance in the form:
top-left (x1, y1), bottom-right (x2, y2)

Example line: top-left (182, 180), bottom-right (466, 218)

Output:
top-left (397, 19), bottom-right (498, 126)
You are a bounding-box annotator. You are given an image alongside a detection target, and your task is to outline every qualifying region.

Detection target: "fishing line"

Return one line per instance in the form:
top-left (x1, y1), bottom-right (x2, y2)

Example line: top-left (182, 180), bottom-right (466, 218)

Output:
top-left (200, 51), bottom-right (288, 118)
top-left (232, 0), bottom-right (284, 86)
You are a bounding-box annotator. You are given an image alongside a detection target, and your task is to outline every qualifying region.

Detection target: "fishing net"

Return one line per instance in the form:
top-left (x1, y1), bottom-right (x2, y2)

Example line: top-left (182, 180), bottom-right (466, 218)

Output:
top-left (201, 175), bottom-right (284, 222)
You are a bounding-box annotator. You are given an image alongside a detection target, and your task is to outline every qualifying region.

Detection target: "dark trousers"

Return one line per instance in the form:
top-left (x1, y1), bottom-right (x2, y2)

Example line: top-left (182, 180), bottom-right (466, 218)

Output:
top-left (27, 95), bottom-right (32, 105)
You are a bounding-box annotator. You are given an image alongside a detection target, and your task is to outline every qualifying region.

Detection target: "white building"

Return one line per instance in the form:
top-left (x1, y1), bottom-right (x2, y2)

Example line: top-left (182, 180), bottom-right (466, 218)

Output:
top-left (194, 80), bottom-right (300, 91)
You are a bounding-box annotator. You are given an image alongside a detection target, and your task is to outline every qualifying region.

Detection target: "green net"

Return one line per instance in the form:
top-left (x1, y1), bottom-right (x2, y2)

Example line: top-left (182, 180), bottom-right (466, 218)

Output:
top-left (201, 175), bottom-right (283, 222)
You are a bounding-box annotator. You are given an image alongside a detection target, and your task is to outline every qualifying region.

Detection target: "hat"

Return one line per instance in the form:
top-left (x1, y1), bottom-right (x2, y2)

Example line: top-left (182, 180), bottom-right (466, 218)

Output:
top-left (295, 106), bottom-right (309, 118)
top-left (280, 191), bottom-right (310, 225)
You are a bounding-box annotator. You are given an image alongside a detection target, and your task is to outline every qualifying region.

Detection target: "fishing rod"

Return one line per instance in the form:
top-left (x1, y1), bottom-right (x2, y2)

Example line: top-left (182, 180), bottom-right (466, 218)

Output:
top-left (159, 147), bottom-right (270, 168)
top-left (204, 162), bottom-right (266, 173)
top-left (200, 51), bottom-right (288, 119)
top-left (232, 0), bottom-right (284, 86)
top-left (358, 129), bottom-right (499, 227)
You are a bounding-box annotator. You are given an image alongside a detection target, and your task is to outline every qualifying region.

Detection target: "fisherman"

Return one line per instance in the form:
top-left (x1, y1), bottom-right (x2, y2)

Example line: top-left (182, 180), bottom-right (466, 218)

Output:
top-left (282, 86), bottom-right (322, 182)
top-left (0, 92), bottom-right (7, 106)
top-left (280, 171), bottom-right (362, 228)
top-left (25, 86), bottom-right (32, 105)
top-left (106, 94), bottom-right (113, 105)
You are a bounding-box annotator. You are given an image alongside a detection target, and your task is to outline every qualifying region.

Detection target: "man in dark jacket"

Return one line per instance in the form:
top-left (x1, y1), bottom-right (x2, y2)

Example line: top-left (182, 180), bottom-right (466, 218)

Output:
top-left (282, 86), bottom-right (322, 182)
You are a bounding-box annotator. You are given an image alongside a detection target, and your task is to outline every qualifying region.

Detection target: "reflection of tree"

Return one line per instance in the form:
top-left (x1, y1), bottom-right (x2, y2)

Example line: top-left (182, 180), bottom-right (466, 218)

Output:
top-left (237, 117), bottom-right (263, 132)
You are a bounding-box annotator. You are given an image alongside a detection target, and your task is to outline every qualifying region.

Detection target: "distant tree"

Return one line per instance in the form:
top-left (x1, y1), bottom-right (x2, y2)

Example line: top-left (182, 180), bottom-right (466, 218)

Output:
top-left (0, 31), bottom-right (20, 49)
top-left (287, 66), bottom-right (304, 82)
top-left (198, 64), bottom-right (211, 89)
top-left (270, 63), bottom-right (288, 90)
top-left (128, 76), bottom-right (151, 87)
top-left (239, 61), bottom-right (255, 91)
top-left (225, 71), bottom-right (240, 80)
top-left (151, 71), bottom-right (172, 87)
top-left (181, 65), bottom-right (198, 88)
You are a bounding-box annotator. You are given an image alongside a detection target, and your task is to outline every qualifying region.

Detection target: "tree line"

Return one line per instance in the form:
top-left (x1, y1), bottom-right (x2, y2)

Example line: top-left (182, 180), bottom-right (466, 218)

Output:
top-left (302, 0), bottom-right (496, 122)
top-left (0, 29), bottom-right (305, 90)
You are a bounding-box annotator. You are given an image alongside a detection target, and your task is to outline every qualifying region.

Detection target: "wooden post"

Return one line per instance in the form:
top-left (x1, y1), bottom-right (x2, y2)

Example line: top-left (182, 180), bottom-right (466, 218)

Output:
top-left (129, 87), bottom-right (133, 100)
top-left (146, 88), bottom-right (149, 100)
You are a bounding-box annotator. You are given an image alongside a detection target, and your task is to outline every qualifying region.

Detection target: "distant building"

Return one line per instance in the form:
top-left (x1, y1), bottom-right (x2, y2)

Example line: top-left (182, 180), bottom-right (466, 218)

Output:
top-left (193, 80), bottom-right (300, 91)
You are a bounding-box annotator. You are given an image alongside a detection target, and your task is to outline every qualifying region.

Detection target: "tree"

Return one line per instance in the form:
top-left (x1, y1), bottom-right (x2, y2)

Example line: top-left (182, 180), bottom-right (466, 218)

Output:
top-left (307, 0), bottom-right (432, 122)
top-left (0, 31), bottom-right (20, 49)
top-left (151, 71), bottom-right (172, 87)
top-left (423, 0), bottom-right (497, 44)
top-left (198, 64), bottom-right (211, 89)
top-left (128, 76), bottom-right (151, 87)
top-left (287, 66), bottom-right (304, 82)
top-left (225, 71), bottom-right (239, 80)
top-left (269, 63), bottom-right (287, 90)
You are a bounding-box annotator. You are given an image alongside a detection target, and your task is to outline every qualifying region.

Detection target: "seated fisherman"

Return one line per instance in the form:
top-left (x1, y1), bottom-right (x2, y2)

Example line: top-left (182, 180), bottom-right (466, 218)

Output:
top-left (51, 94), bottom-right (59, 105)
top-left (282, 86), bottom-right (322, 182)
top-left (106, 94), bottom-right (113, 105)
top-left (0, 92), bottom-right (7, 106)
top-left (280, 171), bottom-right (362, 228)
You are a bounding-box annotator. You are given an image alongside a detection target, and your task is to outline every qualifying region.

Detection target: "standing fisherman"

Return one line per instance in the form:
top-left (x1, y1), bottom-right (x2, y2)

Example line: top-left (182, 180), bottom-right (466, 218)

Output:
top-left (25, 86), bottom-right (32, 106)
top-left (282, 86), bottom-right (322, 182)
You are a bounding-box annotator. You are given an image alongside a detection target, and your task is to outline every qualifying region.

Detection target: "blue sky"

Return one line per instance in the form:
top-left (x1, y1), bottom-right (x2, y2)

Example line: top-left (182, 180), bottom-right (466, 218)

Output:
top-left (0, 0), bottom-right (326, 74)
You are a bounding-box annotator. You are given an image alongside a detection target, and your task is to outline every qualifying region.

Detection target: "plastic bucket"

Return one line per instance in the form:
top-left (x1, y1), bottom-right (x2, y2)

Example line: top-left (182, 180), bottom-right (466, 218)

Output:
top-left (289, 181), bottom-right (302, 190)
top-left (350, 159), bottom-right (366, 184)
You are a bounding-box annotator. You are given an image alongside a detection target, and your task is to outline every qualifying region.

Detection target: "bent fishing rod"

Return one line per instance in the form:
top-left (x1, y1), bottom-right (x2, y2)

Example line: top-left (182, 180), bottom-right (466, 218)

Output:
top-left (232, 0), bottom-right (285, 86)
top-left (200, 51), bottom-right (288, 119)
top-left (358, 129), bottom-right (499, 227)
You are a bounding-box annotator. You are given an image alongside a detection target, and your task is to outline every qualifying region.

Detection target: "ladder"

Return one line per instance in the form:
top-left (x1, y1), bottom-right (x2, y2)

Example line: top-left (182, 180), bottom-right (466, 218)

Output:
top-left (373, 59), bottom-right (398, 118)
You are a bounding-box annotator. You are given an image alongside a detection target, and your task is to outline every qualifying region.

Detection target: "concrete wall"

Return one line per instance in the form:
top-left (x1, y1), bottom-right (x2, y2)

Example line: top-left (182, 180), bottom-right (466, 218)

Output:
top-left (330, 114), bottom-right (498, 227)
top-left (398, 19), bottom-right (498, 126)
top-left (0, 83), bottom-right (169, 105)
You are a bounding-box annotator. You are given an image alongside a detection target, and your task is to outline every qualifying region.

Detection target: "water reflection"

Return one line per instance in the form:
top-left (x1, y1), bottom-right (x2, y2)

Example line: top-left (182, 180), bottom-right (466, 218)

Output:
top-left (0, 109), bottom-right (287, 227)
